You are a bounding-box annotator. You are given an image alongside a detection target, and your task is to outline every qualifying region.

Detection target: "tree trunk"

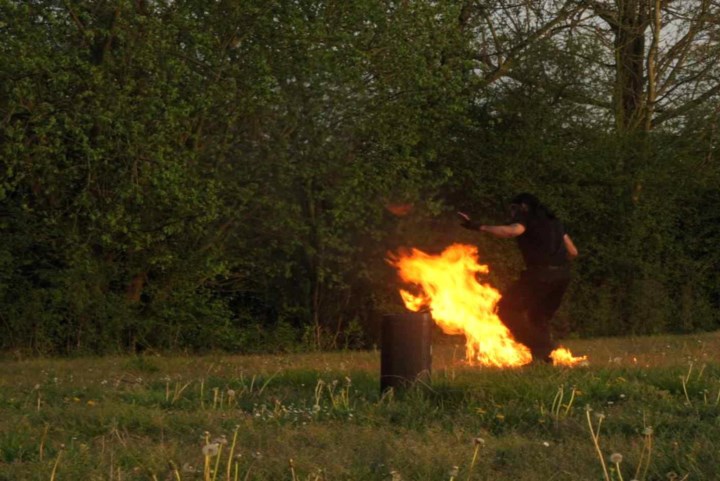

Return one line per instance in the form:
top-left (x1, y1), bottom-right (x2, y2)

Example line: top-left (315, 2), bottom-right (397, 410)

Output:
top-left (126, 273), bottom-right (146, 304)
top-left (644, 0), bottom-right (662, 131)
top-left (612, 0), bottom-right (649, 132)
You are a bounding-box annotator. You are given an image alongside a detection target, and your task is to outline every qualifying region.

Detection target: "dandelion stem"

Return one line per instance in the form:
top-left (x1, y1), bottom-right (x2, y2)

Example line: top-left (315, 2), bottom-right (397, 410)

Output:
top-left (172, 381), bottom-right (192, 404)
top-left (212, 445), bottom-right (223, 481)
top-left (49, 449), bottom-right (62, 481)
top-left (289, 459), bottom-right (297, 481)
top-left (615, 462), bottom-right (624, 481)
top-left (681, 376), bottom-right (691, 405)
top-left (226, 426), bottom-right (240, 481)
top-left (564, 387), bottom-right (577, 416)
top-left (685, 362), bottom-right (693, 384)
top-left (641, 434), bottom-right (653, 481)
top-left (466, 444), bottom-right (480, 481)
top-left (595, 415), bottom-right (604, 443)
top-left (169, 461), bottom-right (181, 481)
top-left (243, 463), bottom-right (253, 481)
top-left (551, 386), bottom-right (563, 420)
top-left (39, 423), bottom-right (49, 461)
top-left (634, 441), bottom-right (646, 480)
top-left (258, 370), bottom-right (280, 396)
top-left (586, 409), bottom-right (610, 481)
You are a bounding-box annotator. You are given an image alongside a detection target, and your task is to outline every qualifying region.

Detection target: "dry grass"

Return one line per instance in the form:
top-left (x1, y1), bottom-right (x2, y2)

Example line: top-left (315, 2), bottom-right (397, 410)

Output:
top-left (1, 331), bottom-right (719, 480)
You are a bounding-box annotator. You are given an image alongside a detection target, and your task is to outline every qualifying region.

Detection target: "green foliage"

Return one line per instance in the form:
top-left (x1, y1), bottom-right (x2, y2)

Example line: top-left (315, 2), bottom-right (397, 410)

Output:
top-left (1, 0), bottom-right (719, 353)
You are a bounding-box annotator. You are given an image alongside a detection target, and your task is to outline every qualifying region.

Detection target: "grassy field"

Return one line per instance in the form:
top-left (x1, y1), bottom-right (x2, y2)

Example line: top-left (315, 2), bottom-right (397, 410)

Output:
top-left (1, 332), bottom-right (720, 481)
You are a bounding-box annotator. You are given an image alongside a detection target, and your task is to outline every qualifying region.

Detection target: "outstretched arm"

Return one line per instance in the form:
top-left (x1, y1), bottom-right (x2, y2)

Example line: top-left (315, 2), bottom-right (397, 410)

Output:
top-left (564, 234), bottom-right (578, 259)
top-left (458, 212), bottom-right (526, 238)
top-left (479, 223), bottom-right (526, 238)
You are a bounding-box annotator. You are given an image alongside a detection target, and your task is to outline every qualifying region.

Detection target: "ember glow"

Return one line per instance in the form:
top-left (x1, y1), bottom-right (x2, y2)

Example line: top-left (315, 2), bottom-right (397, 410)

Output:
top-left (389, 244), bottom-right (587, 367)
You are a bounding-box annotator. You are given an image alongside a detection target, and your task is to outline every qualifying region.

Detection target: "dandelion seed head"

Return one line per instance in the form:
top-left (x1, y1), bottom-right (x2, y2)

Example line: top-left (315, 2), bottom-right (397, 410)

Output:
top-left (610, 453), bottom-right (623, 464)
top-left (643, 426), bottom-right (654, 436)
top-left (448, 466), bottom-right (459, 477)
top-left (202, 443), bottom-right (219, 457)
top-left (473, 437), bottom-right (485, 446)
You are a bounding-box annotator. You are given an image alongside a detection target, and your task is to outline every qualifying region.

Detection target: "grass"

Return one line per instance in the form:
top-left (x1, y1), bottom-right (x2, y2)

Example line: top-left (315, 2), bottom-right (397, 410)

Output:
top-left (1, 332), bottom-right (720, 480)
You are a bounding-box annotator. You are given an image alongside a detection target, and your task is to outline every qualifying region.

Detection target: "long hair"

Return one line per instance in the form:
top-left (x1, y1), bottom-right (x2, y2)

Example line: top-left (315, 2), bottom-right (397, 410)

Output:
top-left (510, 193), bottom-right (556, 221)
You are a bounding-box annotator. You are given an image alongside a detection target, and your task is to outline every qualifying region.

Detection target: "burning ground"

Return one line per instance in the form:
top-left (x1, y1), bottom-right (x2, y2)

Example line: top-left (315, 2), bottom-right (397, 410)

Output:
top-left (1, 334), bottom-right (719, 480)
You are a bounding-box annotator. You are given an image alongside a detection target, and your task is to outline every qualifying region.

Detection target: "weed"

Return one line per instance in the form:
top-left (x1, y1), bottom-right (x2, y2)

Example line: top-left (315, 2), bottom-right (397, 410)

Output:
top-left (1, 334), bottom-right (719, 480)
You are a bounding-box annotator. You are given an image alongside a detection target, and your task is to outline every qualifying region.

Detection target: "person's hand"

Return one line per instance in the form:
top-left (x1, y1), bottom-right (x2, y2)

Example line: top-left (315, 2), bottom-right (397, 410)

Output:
top-left (457, 212), bottom-right (481, 231)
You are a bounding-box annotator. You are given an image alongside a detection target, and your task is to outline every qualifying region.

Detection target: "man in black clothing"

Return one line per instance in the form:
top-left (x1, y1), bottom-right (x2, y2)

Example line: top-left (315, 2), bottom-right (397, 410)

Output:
top-left (458, 193), bottom-right (578, 363)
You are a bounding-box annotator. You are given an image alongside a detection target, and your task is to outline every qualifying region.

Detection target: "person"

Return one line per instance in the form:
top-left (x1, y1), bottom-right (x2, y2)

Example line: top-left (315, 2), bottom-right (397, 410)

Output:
top-left (458, 193), bottom-right (578, 363)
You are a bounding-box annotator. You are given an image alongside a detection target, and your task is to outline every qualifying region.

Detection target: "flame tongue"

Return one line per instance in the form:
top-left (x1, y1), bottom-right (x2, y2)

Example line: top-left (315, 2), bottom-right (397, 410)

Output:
top-left (390, 244), bottom-right (586, 367)
top-left (550, 347), bottom-right (587, 366)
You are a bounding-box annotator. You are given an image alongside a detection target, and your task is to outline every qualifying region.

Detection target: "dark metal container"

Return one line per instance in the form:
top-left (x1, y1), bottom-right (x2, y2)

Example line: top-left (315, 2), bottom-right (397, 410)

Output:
top-left (380, 312), bottom-right (432, 392)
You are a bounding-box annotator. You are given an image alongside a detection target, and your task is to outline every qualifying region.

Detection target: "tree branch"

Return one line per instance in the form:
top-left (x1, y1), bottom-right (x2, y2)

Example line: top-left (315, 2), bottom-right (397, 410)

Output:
top-left (61, 0), bottom-right (89, 47)
top-left (654, 82), bottom-right (720, 125)
top-left (479, 0), bottom-right (584, 87)
top-left (656, 0), bottom-right (710, 98)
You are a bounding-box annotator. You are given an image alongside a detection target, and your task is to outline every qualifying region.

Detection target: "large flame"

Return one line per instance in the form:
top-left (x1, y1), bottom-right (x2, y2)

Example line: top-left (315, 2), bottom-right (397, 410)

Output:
top-left (389, 244), bottom-right (586, 367)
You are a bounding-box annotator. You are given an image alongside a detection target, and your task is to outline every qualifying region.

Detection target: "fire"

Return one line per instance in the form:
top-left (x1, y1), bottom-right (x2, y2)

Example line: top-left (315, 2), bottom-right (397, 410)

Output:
top-left (550, 347), bottom-right (588, 366)
top-left (389, 244), bottom-right (587, 367)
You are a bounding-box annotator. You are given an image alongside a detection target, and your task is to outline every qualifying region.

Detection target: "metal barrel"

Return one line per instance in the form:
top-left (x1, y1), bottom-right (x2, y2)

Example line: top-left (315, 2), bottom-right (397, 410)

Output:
top-left (380, 312), bottom-right (432, 392)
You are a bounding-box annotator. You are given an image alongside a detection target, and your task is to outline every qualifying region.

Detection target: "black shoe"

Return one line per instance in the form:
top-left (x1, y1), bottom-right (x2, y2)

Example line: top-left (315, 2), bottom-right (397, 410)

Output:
top-left (530, 355), bottom-right (553, 365)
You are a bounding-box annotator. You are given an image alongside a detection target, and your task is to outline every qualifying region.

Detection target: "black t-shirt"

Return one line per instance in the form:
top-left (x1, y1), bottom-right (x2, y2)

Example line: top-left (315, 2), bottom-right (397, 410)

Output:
top-left (513, 212), bottom-right (568, 268)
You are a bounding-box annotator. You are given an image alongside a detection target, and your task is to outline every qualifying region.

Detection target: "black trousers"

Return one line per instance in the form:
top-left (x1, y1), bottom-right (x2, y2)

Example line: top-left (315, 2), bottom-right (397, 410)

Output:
top-left (496, 266), bottom-right (571, 362)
